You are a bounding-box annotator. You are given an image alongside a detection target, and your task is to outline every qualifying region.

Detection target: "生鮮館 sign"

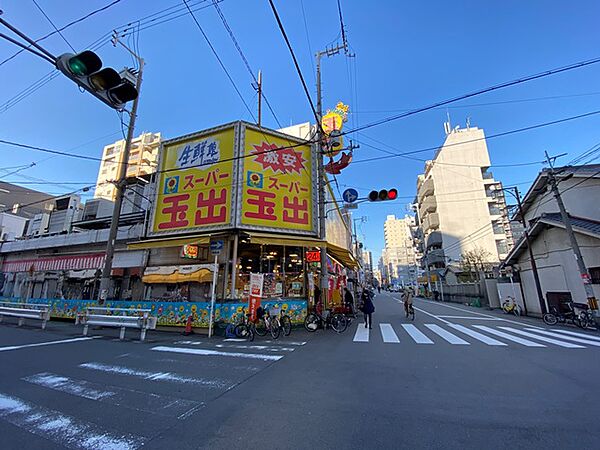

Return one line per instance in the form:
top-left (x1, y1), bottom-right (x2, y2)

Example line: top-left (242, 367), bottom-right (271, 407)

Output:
top-left (149, 122), bottom-right (317, 237)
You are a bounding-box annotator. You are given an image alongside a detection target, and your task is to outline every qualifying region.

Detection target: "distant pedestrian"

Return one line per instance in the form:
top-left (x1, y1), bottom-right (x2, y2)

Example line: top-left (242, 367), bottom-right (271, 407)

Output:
top-left (344, 287), bottom-right (354, 315)
top-left (360, 290), bottom-right (375, 329)
top-left (403, 288), bottom-right (414, 318)
top-left (377, 286), bottom-right (381, 294)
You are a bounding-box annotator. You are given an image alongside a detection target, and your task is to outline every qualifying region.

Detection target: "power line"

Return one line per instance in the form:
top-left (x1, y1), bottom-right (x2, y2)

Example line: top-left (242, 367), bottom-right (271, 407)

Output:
top-left (267, 0), bottom-right (321, 130)
top-left (31, 0), bottom-right (76, 52)
top-left (210, 0), bottom-right (282, 127)
top-left (341, 55), bottom-right (600, 137)
top-left (182, 0), bottom-right (256, 120)
top-left (352, 108), bottom-right (600, 165)
top-left (299, 0), bottom-right (315, 84)
top-left (0, 0), bottom-right (122, 67)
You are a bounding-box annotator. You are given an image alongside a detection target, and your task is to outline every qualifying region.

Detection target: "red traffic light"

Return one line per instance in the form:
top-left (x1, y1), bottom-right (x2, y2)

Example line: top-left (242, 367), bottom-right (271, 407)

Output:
top-left (368, 188), bottom-right (398, 202)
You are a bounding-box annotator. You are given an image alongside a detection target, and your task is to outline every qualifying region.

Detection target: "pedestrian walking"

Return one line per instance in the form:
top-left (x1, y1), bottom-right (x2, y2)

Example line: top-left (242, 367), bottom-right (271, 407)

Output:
top-left (344, 287), bottom-right (354, 315)
top-left (360, 290), bottom-right (375, 329)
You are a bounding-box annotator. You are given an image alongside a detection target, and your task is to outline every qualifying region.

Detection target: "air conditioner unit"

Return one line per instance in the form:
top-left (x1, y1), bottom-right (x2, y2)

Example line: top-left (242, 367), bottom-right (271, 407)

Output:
top-left (27, 213), bottom-right (50, 236)
top-left (83, 198), bottom-right (114, 221)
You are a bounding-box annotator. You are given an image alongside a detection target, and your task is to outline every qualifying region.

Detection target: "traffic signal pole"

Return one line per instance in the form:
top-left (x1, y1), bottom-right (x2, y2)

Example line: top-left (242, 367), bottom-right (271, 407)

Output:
top-left (98, 37), bottom-right (144, 303)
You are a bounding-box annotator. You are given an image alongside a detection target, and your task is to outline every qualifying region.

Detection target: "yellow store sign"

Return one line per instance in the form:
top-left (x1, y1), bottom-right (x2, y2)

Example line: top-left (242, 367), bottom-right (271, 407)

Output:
top-left (240, 128), bottom-right (315, 233)
top-left (151, 127), bottom-right (235, 235)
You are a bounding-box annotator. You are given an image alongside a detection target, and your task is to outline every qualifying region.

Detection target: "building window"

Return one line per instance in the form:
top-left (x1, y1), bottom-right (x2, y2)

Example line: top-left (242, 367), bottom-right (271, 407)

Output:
top-left (590, 267), bottom-right (600, 284)
top-left (492, 221), bottom-right (504, 234)
top-left (489, 204), bottom-right (501, 216)
top-left (496, 240), bottom-right (508, 255)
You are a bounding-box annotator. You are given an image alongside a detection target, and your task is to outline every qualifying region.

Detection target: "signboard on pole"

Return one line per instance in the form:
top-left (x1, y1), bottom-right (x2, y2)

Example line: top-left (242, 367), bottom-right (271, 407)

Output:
top-left (342, 188), bottom-right (358, 203)
top-left (210, 239), bottom-right (224, 255)
top-left (249, 273), bottom-right (264, 321)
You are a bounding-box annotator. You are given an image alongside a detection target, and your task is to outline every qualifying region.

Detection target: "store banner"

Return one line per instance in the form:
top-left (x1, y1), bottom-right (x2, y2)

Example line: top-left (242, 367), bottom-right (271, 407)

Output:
top-left (249, 272), bottom-right (264, 321)
top-left (240, 128), bottom-right (315, 233)
top-left (1, 253), bottom-right (105, 273)
top-left (150, 126), bottom-right (235, 236)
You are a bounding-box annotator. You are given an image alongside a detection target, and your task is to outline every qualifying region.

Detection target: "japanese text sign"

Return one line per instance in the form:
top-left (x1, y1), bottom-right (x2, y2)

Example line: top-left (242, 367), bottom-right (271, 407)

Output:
top-left (151, 128), bottom-right (235, 235)
top-left (240, 128), bottom-right (315, 233)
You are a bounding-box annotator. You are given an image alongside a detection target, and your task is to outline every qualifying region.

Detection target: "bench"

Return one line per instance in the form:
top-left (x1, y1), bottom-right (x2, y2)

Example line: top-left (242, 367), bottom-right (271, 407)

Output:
top-left (0, 301), bottom-right (51, 329)
top-left (76, 307), bottom-right (157, 341)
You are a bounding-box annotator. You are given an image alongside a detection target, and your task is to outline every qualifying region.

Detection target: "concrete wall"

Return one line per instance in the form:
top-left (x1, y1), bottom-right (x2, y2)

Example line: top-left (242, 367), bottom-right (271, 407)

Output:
top-left (516, 227), bottom-right (600, 315)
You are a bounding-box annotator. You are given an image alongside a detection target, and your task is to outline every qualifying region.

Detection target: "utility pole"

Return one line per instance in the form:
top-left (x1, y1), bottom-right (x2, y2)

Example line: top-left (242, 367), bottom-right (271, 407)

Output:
top-left (98, 33), bottom-right (144, 303)
top-left (315, 43), bottom-right (346, 308)
top-left (511, 186), bottom-right (547, 314)
top-left (257, 70), bottom-right (262, 127)
top-left (544, 152), bottom-right (598, 317)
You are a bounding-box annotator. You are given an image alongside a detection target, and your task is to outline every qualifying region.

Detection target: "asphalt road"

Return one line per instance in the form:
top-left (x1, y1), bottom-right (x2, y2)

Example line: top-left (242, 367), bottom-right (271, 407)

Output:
top-left (1, 292), bottom-right (600, 450)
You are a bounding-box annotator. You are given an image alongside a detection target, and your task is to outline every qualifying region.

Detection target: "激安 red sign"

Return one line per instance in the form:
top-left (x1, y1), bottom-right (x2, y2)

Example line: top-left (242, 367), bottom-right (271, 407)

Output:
top-left (306, 250), bottom-right (321, 262)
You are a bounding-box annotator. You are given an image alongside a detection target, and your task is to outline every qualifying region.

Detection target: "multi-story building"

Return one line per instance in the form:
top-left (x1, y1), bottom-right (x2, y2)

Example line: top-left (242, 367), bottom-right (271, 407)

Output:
top-left (416, 122), bottom-right (512, 271)
top-left (95, 132), bottom-right (161, 201)
top-left (382, 214), bottom-right (417, 286)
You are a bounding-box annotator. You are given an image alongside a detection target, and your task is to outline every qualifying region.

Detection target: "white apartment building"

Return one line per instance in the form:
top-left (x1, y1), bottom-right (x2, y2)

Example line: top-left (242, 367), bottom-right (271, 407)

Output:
top-left (95, 132), bottom-right (161, 201)
top-left (382, 214), bottom-right (417, 285)
top-left (416, 122), bottom-right (512, 269)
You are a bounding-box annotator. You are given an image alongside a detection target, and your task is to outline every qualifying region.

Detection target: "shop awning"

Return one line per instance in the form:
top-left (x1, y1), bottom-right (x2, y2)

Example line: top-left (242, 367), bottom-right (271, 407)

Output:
top-left (327, 243), bottom-right (359, 269)
top-left (127, 235), bottom-right (211, 250)
top-left (142, 265), bottom-right (214, 284)
top-left (247, 231), bottom-right (325, 248)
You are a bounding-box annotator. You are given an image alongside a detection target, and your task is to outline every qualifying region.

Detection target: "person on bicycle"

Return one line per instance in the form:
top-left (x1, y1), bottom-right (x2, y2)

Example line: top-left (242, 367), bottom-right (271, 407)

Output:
top-left (402, 288), bottom-right (414, 318)
top-left (360, 290), bottom-right (375, 329)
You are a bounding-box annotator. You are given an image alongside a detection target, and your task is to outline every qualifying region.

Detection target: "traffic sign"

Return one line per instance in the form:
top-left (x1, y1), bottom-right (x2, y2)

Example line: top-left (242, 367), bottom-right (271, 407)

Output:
top-left (344, 203), bottom-right (358, 209)
top-left (210, 240), bottom-right (224, 255)
top-left (342, 188), bottom-right (359, 203)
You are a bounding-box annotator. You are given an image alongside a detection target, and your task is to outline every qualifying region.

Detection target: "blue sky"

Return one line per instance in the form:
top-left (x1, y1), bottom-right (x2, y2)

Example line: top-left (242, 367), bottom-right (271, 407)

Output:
top-left (1, 0), bottom-right (600, 263)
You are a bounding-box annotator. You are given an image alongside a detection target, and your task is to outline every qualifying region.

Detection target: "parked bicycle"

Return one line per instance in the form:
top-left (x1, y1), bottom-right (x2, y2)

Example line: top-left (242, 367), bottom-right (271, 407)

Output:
top-left (304, 305), bottom-right (348, 333)
top-left (501, 297), bottom-right (522, 316)
top-left (543, 301), bottom-right (588, 328)
top-left (233, 307), bottom-right (255, 341)
top-left (253, 306), bottom-right (280, 339)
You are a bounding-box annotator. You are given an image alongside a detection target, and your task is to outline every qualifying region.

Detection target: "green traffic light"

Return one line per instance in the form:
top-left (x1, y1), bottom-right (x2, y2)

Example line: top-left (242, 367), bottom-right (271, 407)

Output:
top-left (67, 51), bottom-right (102, 76)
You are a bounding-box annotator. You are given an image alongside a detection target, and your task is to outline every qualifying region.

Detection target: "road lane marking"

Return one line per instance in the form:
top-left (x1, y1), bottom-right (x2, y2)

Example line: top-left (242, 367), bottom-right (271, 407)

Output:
top-left (424, 324), bottom-right (470, 345)
top-left (0, 392), bottom-right (141, 449)
top-left (223, 338), bottom-right (246, 342)
top-left (23, 372), bottom-right (203, 419)
top-left (379, 323), bottom-right (400, 343)
top-left (0, 336), bottom-right (100, 353)
top-left (395, 298), bottom-right (451, 325)
top-left (551, 329), bottom-right (600, 342)
top-left (498, 327), bottom-right (585, 348)
top-left (151, 345), bottom-right (283, 361)
top-left (353, 324), bottom-right (370, 342)
top-left (401, 324), bottom-right (433, 344)
top-left (80, 362), bottom-right (232, 386)
top-left (224, 339), bottom-right (306, 346)
top-left (437, 316), bottom-right (501, 321)
top-left (524, 328), bottom-right (600, 347)
top-left (214, 344), bottom-right (295, 352)
top-left (473, 326), bottom-right (546, 347)
top-left (448, 324), bottom-right (507, 346)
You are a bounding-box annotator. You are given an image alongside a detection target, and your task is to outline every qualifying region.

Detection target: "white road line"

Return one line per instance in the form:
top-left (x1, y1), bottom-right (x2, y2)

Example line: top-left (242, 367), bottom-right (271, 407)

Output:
top-left (80, 362), bottom-right (231, 387)
top-left (223, 338), bottom-right (246, 342)
top-left (379, 323), bottom-right (400, 343)
top-left (23, 372), bottom-right (203, 419)
top-left (498, 327), bottom-right (585, 348)
top-left (0, 336), bottom-right (100, 353)
top-left (524, 328), bottom-right (600, 347)
top-left (552, 329), bottom-right (600, 342)
top-left (261, 340), bottom-right (307, 346)
top-left (424, 324), bottom-right (470, 345)
top-left (448, 324), bottom-right (507, 346)
top-left (0, 392), bottom-right (141, 450)
top-left (401, 324), bottom-right (433, 344)
top-left (214, 344), bottom-right (295, 352)
top-left (395, 299), bottom-right (451, 325)
top-left (437, 316), bottom-right (501, 321)
top-left (473, 326), bottom-right (546, 347)
top-left (418, 299), bottom-right (543, 328)
top-left (353, 324), bottom-right (370, 342)
top-left (151, 345), bottom-right (283, 361)
top-left (175, 340), bottom-right (203, 345)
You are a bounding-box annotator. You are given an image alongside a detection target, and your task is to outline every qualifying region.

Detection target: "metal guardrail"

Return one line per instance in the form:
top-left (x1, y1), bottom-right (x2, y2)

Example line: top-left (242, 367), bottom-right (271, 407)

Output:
top-left (0, 301), bottom-right (51, 329)
top-left (76, 307), bottom-right (157, 341)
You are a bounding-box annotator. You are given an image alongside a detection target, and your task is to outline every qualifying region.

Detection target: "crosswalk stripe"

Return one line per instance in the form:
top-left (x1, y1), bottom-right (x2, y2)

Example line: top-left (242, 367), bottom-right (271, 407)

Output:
top-left (498, 327), bottom-right (585, 348)
top-left (379, 323), bottom-right (400, 343)
top-left (353, 324), bottom-right (370, 342)
top-left (0, 392), bottom-right (141, 449)
top-left (151, 346), bottom-right (283, 361)
top-left (401, 324), bottom-right (433, 344)
top-left (524, 328), bottom-right (600, 347)
top-left (552, 329), bottom-right (600, 342)
top-left (448, 324), bottom-right (507, 346)
top-left (473, 326), bottom-right (546, 347)
top-left (425, 324), bottom-right (470, 345)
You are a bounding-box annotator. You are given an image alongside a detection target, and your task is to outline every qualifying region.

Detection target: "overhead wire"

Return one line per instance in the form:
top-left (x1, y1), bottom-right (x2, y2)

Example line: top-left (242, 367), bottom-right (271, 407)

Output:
top-left (210, 0), bottom-right (282, 127)
top-left (31, 0), bottom-right (76, 52)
